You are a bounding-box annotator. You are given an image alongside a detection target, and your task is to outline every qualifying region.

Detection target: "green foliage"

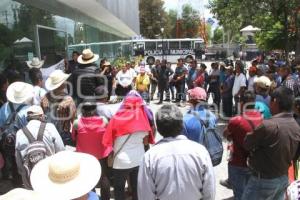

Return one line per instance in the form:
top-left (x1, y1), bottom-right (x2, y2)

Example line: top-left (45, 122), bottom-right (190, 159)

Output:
top-left (112, 57), bottom-right (128, 69)
top-left (164, 9), bottom-right (177, 38)
top-left (180, 4), bottom-right (200, 38)
top-left (212, 27), bottom-right (224, 44)
top-left (139, 0), bottom-right (166, 39)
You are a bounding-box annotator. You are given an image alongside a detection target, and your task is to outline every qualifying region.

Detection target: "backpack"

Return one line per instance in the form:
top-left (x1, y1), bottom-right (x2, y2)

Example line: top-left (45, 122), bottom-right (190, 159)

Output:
top-left (21, 122), bottom-right (50, 186)
top-left (193, 111), bottom-right (223, 166)
top-left (0, 103), bottom-right (26, 157)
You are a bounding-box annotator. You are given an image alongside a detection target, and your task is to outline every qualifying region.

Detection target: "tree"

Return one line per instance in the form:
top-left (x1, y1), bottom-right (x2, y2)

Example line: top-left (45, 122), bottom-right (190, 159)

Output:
top-left (212, 27), bottom-right (224, 44)
top-left (164, 9), bottom-right (177, 38)
top-left (139, 0), bottom-right (167, 39)
top-left (180, 4), bottom-right (200, 38)
top-left (209, 0), bottom-right (300, 60)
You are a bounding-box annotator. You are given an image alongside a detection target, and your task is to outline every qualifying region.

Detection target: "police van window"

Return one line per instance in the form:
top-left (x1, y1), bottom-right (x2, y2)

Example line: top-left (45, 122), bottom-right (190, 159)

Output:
top-left (169, 41), bottom-right (180, 49)
top-left (180, 41), bottom-right (191, 49)
top-left (145, 42), bottom-right (156, 50)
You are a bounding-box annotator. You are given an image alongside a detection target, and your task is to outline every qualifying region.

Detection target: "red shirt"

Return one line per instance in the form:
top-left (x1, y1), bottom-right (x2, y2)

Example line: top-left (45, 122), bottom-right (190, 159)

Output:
top-left (72, 116), bottom-right (112, 159)
top-left (228, 111), bottom-right (263, 167)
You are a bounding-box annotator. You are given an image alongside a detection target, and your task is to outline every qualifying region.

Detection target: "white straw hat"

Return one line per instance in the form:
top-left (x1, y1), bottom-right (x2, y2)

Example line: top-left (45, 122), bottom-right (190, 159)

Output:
top-left (45, 70), bottom-right (70, 91)
top-left (30, 151), bottom-right (101, 200)
top-left (26, 57), bottom-right (44, 69)
top-left (27, 105), bottom-right (44, 116)
top-left (77, 49), bottom-right (99, 65)
top-left (0, 188), bottom-right (49, 200)
top-left (6, 82), bottom-right (34, 104)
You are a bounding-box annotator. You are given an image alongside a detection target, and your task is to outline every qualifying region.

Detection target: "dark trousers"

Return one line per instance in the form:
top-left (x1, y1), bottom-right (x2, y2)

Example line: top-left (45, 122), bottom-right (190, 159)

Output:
top-left (113, 166), bottom-right (139, 200)
top-left (168, 81), bottom-right (175, 100)
top-left (222, 96), bottom-right (233, 117)
top-left (175, 82), bottom-right (186, 102)
top-left (99, 157), bottom-right (111, 200)
top-left (158, 82), bottom-right (169, 102)
top-left (150, 82), bottom-right (158, 100)
top-left (208, 83), bottom-right (221, 108)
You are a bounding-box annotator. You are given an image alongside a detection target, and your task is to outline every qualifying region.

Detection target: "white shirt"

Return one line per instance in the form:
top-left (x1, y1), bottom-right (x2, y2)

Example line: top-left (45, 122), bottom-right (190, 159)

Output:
top-left (247, 75), bottom-right (257, 92)
top-left (96, 102), bottom-right (121, 119)
top-left (232, 73), bottom-right (246, 96)
top-left (138, 135), bottom-right (215, 200)
top-left (15, 120), bottom-right (65, 188)
top-left (33, 86), bottom-right (47, 105)
top-left (116, 70), bottom-right (134, 87)
top-left (113, 131), bottom-right (147, 169)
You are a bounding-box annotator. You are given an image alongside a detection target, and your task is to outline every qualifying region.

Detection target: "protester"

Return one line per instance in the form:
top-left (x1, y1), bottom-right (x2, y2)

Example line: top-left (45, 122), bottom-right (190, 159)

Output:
top-left (0, 82), bottom-right (33, 186)
top-left (183, 87), bottom-right (217, 143)
top-left (100, 61), bottom-right (115, 101)
top-left (41, 70), bottom-right (76, 146)
top-left (30, 151), bottom-right (101, 200)
top-left (279, 65), bottom-right (297, 95)
top-left (247, 66), bottom-right (257, 92)
top-left (253, 76), bottom-right (272, 119)
top-left (135, 66), bottom-right (150, 102)
top-left (156, 59), bottom-right (174, 103)
top-left (208, 62), bottom-right (221, 108)
top-left (172, 58), bottom-right (187, 105)
top-left (26, 57), bottom-right (44, 70)
top-left (187, 59), bottom-right (198, 89)
top-left (166, 62), bottom-right (175, 100)
top-left (66, 51), bottom-right (80, 74)
top-left (71, 49), bottom-right (102, 104)
top-left (221, 65), bottom-right (235, 117)
top-left (0, 73), bottom-right (8, 107)
top-left (103, 95), bottom-right (154, 200)
top-left (28, 68), bottom-right (46, 105)
top-left (138, 104), bottom-right (215, 200)
top-left (194, 63), bottom-right (208, 89)
top-left (232, 61), bottom-right (246, 114)
top-left (15, 105), bottom-right (65, 188)
top-left (242, 86), bottom-right (300, 200)
top-left (72, 100), bottom-right (112, 200)
top-left (115, 63), bottom-right (134, 98)
top-left (149, 59), bottom-right (160, 101)
top-left (1, 188), bottom-right (48, 200)
top-left (223, 90), bottom-right (263, 200)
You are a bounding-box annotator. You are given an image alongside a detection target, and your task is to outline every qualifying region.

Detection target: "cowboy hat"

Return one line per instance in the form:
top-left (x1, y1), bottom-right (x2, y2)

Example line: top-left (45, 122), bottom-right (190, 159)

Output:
top-left (6, 82), bottom-right (34, 104)
top-left (224, 65), bottom-right (234, 70)
top-left (77, 49), bottom-right (99, 65)
top-left (30, 151), bottom-right (101, 200)
top-left (103, 61), bottom-right (111, 66)
top-left (45, 70), bottom-right (70, 91)
top-left (26, 57), bottom-right (44, 69)
top-left (27, 105), bottom-right (44, 116)
top-left (0, 188), bottom-right (49, 200)
top-left (254, 76), bottom-right (271, 89)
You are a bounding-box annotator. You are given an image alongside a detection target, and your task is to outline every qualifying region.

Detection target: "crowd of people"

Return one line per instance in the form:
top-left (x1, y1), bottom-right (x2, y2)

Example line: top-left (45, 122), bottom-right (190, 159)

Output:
top-left (0, 47), bottom-right (300, 200)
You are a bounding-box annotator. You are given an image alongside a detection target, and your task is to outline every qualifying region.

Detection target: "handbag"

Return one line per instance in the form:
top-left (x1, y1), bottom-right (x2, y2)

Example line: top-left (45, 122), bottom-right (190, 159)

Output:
top-left (107, 134), bottom-right (132, 168)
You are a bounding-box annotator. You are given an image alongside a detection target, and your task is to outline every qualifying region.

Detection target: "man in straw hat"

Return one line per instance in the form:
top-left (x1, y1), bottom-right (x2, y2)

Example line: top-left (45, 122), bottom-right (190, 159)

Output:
top-left (71, 48), bottom-right (103, 104)
top-left (26, 57), bottom-right (44, 69)
top-left (1, 188), bottom-right (50, 200)
top-left (41, 70), bottom-right (76, 146)
top-left (30, 151), bottom-right (101, 200)
top-left (15, 105), bottom-right (65, 189)
top-left (0, 81), bottom-right (33, 186)
top-left (100, 61), bottom-right (115, 101)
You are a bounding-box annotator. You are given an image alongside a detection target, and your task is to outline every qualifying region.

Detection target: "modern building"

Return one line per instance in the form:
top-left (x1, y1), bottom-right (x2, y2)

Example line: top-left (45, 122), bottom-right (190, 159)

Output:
top-left (0, 0), bottom-right (140, 68)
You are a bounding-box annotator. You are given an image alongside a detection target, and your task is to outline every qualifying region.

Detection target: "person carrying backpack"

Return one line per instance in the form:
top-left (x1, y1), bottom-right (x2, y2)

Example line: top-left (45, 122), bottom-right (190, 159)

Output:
top-left (15, 105), bottom-right (65, 189)
top-left (182, 87), bottom-right (223, 166)
top-left (0, 82), bottom-right (33, 188)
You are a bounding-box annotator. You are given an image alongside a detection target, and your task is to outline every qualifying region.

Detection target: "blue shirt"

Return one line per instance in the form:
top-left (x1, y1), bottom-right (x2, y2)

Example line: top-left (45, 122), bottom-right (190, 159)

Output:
top-left (182, 107), bottom-right (217, 144)
top-left (88, 192), bottom-right (99, 200)
top-left (0, 102), bottom-right (29, 128)
top-left (255, 95), bottom-right (271, 107)
top-left (255, 101), bottom-right (272, 119)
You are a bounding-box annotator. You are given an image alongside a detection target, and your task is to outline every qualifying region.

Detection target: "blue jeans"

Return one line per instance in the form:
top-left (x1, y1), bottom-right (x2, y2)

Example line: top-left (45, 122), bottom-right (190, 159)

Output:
top-left (242, 175), bottom-right (289, 200)
top-left (228, 164), bottom-right (251, 200)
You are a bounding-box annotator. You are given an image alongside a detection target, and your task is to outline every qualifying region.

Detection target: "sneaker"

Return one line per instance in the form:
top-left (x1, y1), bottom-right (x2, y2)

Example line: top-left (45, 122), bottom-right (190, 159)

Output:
top-left (163, 99), bottom-right (170, 102)
top-left (155, 101), bottom-right (163, 105)
top-left (219, 179), bottom-right (232, 189)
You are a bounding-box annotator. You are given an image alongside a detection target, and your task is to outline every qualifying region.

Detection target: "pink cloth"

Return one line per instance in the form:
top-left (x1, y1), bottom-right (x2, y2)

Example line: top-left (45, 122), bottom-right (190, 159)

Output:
top-left (188, 87), bottom-right (207, 101)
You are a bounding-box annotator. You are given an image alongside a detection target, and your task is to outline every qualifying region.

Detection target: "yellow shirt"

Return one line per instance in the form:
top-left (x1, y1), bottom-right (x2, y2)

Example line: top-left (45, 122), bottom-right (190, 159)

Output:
top-left (135, 74), bottom-right (150, 92)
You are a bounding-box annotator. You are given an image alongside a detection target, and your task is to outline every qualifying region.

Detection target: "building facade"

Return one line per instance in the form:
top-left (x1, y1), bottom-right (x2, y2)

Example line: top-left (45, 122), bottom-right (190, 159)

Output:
top-left (0, 0), bottom-right (140, 69)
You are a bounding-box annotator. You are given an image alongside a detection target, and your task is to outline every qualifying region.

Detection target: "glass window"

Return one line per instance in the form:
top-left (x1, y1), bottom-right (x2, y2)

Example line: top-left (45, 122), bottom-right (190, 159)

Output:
top-left (194, 42), bottom-right (204, 49)
top-left (180, 41), bottom-right (191, 49)
top-left (157, 41), bottom-right (168, 50)
top-left (145, 42), bottom-right (156, 50)
top-left (169, 41), bottom-right (180, 49)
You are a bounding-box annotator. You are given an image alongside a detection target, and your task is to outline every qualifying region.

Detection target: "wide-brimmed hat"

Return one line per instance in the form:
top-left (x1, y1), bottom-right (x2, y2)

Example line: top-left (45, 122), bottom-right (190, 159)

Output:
top-left (188, 87), bottom-right (207, 102)
top-left (77, 49), bottom-right (99, 65)
top-left (224, 65), bottom-right (234, 70)
top-left (0, 188), bottom-right (49, 200)
top-left (27, 105), bottom-right (44, 116)
top-left (30, 151), bottom-right (101, 200)
top-left (254, 76), bottom-right (271, 89)
top-left (45, 70), bottom-right (70, 91)
top-left (26, 57), bottom-right (44, 69)
top-left (103, 61), bottom-right (111, 66)
top-left (6, 82), bottom-right (34, 104)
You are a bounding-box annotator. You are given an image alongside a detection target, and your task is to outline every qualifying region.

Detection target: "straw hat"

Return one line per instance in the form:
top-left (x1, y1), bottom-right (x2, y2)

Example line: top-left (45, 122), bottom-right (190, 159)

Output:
top-left (0, 188), bottom-right (49, 200)
top-left (103, 61), bottom-right (111, 66)
top-left (45, 70), bottom-right (70, 91)
top-left (6, 82), bottom-right (34, 104)
top-left (27, 105), bottom-right (44, 116)
top-left (77, 49), bottom-right (99, 65)
top-left (254, 76), bottom-right (271, 89)
top-left (30, 151), bottom-right (101, 200)
top-left (26, 57), bottom-right (44, 69)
